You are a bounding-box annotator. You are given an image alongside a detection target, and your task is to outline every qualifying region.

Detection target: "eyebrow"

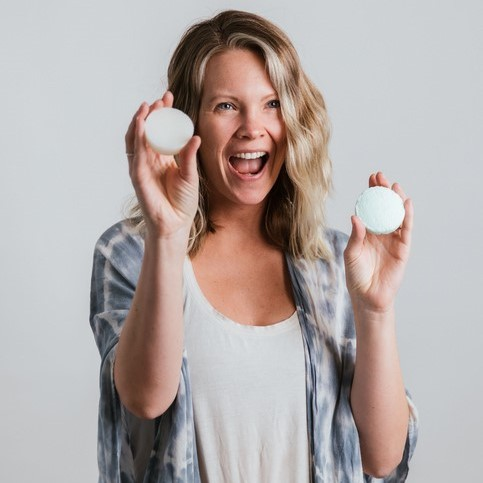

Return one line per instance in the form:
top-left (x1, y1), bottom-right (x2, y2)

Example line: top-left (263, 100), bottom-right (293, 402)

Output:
top-left (203, 92), bottom-right (279, 105)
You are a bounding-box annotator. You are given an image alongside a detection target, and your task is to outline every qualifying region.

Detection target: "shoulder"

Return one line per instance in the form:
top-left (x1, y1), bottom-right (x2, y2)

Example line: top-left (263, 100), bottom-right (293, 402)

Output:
top-left (95, 219), bottom-right (144, 253)
top-left (287, 227), bottom-right (349, 287)
top-left (93, 219), bottom-right (144, 279)
top-left (96, 219), bottom-right (143, 248)
top-left (321, 227), bottom-right (349, 263)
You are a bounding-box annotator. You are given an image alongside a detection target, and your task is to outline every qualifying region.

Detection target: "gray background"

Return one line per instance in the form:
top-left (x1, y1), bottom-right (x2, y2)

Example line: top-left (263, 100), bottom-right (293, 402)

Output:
top-left (1, 0), bottom-right (481, 481)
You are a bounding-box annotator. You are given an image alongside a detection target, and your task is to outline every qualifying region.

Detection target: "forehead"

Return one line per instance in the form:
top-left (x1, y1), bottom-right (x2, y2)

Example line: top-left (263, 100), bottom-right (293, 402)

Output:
top-left (202, 49), bottom-right (275, 96)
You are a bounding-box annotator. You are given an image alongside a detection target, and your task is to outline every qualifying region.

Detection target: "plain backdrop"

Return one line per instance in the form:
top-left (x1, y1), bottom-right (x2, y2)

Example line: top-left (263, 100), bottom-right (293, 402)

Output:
top-left (1, 1), bottom-right (482, 481)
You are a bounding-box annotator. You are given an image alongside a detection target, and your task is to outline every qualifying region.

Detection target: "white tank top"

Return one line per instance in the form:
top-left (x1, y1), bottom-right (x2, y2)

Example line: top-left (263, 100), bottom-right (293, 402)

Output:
top-left (184, 259), bottom-right (310, 483)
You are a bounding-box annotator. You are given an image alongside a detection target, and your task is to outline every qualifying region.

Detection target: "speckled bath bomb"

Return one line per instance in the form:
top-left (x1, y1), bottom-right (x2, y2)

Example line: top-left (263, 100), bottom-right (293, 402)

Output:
top-left (355, 186), bottom-right (405, 235)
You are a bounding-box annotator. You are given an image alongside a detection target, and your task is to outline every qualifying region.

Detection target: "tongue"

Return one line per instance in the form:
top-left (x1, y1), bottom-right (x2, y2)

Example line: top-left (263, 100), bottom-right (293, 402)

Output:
top-left (230, 157), bottom-right (263, 174)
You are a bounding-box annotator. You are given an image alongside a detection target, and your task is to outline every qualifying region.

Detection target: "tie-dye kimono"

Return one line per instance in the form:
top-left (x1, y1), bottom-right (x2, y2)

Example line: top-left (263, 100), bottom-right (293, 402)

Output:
top-left (90, 220), bottom-right (418, 483)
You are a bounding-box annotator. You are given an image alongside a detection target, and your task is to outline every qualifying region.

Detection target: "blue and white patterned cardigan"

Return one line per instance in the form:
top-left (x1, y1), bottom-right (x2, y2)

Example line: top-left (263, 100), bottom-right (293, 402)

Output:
top-left (90, 220), bottom-right (418, 483)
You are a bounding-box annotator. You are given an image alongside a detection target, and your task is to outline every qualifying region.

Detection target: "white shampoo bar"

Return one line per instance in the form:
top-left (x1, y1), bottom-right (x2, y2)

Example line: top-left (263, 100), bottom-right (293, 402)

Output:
top-left (144, 107), bottom-right (194, 155)
top-left (355, 186), bottom-right (405, 235)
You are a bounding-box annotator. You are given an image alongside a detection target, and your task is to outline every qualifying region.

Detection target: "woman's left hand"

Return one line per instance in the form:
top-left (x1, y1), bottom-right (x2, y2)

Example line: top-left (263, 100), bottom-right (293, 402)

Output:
top-left (344, 172), bottom-right (414, 313)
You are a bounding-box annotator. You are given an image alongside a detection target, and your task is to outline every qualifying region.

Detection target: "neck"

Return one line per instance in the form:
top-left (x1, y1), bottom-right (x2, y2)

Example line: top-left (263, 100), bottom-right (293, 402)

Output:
top-left (193, 202), bottom-right (278, 260)
top-left (209, 201), bottom-right (267, 239)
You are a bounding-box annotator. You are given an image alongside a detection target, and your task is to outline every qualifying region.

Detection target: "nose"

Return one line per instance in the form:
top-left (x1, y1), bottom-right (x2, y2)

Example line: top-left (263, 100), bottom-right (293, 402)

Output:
top-left (235, 108), bottom-right (264, 139)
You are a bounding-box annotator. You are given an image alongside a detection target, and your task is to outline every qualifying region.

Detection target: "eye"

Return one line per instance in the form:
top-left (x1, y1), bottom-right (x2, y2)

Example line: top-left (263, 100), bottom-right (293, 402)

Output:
top-left (216, 102), bottom-right (235, 111)
top-left (267, 99), bottom-right (281, 109)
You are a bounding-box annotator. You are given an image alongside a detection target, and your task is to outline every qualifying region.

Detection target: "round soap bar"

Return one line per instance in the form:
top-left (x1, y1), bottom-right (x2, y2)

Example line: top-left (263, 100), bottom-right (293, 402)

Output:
top-left (144, 107), bottom-right (194, 155)
top-left (355, 186), bottom-right (405, 235)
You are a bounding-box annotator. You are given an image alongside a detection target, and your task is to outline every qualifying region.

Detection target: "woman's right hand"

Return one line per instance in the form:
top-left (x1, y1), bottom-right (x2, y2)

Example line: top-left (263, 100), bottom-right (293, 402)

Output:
top-left (125, 91), bottom-right (201, 241)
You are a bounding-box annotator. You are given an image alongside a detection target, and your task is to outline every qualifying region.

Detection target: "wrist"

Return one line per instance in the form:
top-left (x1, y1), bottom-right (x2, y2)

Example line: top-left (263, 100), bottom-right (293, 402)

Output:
top-left (144, 228), bottom-right (190, 261)
top-left (351, 299), bottom-right (395, 319)
top-left (348, 288), bottom-right (396, 317)
top-left (351, 299), bottom-right (396, 337)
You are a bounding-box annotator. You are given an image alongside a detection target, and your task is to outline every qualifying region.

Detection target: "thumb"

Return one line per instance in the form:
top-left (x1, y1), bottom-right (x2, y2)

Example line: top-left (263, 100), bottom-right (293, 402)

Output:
top-left (344, 215), bottom-right (366, 264)
top-left (178, 135), bottom-right (201, 183)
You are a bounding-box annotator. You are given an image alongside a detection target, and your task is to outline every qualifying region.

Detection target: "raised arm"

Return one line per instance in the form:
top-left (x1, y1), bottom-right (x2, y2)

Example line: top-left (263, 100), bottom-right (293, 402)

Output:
top-left (114, 92), bottom-right (201, 419)
top-left (344, 172), bottom-right (413, 478)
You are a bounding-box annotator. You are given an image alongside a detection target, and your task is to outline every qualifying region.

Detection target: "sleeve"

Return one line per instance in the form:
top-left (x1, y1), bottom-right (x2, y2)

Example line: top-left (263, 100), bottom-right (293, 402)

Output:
top-left (329, 229), bottom-right (419, 483)
top-left (89, 222), bottom-right (143, 482)
top-left (366, 394), bottom-right (418, 482)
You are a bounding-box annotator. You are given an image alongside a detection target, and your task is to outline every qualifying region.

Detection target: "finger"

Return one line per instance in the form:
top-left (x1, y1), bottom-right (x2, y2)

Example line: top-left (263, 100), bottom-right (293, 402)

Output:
top-left (162, 90), bottom-right (174, 108)
top-left (399, 198), bottom-right (413, 246)
top-left (392, 182), bottom-right (408, 201)
top-left (178, 136), bottom-right (201, 183)
top-left (133, 103), bottom-right (151, 154)
top-left (148, 91), bottom-right (174, 114)
top-left (368, 173), bottom-right (377, 187)
top-left (149, 99), bottom-right (164, 112)
top-left (127, 153), bottom-right (135, 176)
top-left (344, 215), bottom-right (367, 264)
top-left (148, 96), bottom-right (166, 113)
top-left (125, 102), bottom-right (147, 154)
top-left (375, 171), bottom-right (391, 188)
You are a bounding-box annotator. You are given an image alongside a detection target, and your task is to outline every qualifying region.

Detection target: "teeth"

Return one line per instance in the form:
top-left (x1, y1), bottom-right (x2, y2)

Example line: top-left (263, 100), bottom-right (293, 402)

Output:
top-left (232, 151), bottom-right (267, 159)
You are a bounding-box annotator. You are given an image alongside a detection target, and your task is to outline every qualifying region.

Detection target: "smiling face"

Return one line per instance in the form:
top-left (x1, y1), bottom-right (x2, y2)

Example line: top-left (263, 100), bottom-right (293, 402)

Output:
top-left (197, 49), bottom-right (286, 212)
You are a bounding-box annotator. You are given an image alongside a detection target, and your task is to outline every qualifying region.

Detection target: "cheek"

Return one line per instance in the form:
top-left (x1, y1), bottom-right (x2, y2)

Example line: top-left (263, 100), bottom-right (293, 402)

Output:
top-left (273, 127), bottom-right (287, 157)
top-left (198, 142), bottom-right (224, 180)
top-left (198, 136), bottom-right (221, 164)
top-left (270, 117), bottom-right (286, 145)
top-left (197, 119), bottom-right (228, 152)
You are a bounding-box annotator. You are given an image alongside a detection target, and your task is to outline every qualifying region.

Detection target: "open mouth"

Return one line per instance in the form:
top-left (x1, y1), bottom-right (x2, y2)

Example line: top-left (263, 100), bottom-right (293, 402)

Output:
top-left (228, 152), bottom-right (268, 176)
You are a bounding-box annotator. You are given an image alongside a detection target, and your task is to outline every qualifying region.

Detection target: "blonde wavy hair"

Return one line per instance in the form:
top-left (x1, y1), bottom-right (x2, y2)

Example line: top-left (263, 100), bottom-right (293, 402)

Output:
top-left (129, 10), bottom-right (333, 260)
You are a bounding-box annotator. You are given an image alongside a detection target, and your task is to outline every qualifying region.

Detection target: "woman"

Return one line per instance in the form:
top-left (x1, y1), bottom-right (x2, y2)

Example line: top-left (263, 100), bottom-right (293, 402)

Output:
top-left (90, 10), bottom-right (418, 483)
